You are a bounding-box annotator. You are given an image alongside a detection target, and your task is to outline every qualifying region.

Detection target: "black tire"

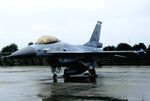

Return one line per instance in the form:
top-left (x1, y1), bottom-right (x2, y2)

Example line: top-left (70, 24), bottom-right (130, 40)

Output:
top-left (89, 69), bottom-right (97, 77)
top-left (53, 74), bottom-right (58, 82)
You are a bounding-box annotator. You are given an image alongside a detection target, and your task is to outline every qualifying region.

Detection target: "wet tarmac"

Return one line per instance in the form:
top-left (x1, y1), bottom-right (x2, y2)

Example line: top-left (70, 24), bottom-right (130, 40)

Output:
top-left (0, 66), bottom-right (150, 101)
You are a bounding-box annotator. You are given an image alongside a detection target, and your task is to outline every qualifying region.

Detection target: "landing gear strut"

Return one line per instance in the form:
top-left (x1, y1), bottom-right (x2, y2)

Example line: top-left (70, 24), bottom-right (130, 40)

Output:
top-left (88, 67), bottom-right (97, 83)
top-left (51, 66), bottom-right (62, 83)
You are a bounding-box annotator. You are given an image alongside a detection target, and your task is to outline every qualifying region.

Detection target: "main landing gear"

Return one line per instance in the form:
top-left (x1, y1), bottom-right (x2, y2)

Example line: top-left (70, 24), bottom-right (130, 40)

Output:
top-left (51, 66), bottom-right (97, 82)
top-left (88, 67), bottom-right (97, 83)
top-left (88, 66), bottom-right (97, 78)
top-left (53, 73), bottom-right (58, 83)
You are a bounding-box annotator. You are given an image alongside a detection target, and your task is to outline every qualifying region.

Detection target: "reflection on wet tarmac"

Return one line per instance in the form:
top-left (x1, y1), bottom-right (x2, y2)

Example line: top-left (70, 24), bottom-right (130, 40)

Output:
top-left (0, 66), bottom-right (150, 101)
top-left (39, 82), bottom-right (127, 101)
top-left (64, 76), bottom-right (97, 83)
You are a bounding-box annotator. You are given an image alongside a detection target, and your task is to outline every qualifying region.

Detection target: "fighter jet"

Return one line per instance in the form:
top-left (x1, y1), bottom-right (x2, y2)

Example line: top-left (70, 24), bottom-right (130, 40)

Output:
top-left (9, 21), bottom-right (144, 81)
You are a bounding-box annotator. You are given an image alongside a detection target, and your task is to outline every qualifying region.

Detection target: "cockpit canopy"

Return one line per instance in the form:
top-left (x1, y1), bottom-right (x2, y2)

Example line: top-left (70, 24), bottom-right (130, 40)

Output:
top-left (35, 35), bottom-right (60, 44)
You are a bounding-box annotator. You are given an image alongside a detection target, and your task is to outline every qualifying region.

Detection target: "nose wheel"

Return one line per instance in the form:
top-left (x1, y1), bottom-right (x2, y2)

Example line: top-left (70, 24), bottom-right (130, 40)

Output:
top-left (51, 66), bottom-right (62, 83)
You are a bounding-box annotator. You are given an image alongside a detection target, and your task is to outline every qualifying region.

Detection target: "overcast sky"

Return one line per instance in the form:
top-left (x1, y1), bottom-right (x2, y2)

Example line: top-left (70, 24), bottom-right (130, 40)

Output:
top-left (0, 0), bottom-right (150, 49)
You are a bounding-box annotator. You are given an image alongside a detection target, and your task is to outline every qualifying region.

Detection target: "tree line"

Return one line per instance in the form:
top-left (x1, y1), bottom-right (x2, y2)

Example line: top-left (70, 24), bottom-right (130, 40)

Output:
top-left (103, 43), bottom-right (150, 51)
top-left (1, 43), bottom-right (18, 55)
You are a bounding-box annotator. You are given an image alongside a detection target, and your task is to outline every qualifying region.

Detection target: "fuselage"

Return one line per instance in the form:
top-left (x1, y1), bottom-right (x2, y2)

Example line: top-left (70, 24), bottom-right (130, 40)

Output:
top-left (10, 41), bottom-right (101, 58)
top-left (33, 41), bottom-right (101, 56)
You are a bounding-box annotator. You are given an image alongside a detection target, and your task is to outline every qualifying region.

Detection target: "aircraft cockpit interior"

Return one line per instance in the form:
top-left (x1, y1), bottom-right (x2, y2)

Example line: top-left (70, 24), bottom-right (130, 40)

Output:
top-left (35, 35), bottom-right (60, 44)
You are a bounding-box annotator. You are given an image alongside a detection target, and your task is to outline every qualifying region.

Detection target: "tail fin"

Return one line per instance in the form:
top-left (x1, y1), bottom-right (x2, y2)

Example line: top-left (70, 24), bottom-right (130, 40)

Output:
top-left (84, 21), bottom-right (102, 48)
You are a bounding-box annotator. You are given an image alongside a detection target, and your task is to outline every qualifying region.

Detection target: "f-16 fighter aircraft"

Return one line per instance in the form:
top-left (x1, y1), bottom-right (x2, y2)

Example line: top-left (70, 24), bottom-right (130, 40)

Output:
top-left (9, 21), bottom-right (144, 81)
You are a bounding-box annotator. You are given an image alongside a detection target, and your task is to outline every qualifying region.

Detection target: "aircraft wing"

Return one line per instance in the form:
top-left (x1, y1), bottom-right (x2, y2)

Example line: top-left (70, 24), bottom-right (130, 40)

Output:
top-left (42, 50), bottom-right (144, 61)
top-left (9, 47), bottom-right (145, 60)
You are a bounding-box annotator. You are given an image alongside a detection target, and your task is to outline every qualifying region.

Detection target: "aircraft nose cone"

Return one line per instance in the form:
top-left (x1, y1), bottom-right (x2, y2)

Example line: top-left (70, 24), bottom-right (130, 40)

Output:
top-left (10, 47), bottom-right (36, 58)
